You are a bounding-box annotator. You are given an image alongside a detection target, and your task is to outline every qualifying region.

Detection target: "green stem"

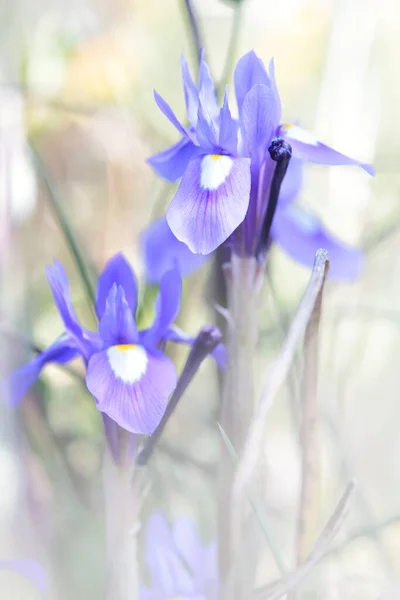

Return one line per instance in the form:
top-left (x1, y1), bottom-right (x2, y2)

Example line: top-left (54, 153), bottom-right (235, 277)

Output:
top-left (29, 143), bottom-right (96, 312)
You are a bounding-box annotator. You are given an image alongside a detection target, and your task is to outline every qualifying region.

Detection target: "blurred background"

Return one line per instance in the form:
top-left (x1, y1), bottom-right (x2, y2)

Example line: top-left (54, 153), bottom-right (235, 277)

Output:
top-left (0, 0), bottom-right (399, 597)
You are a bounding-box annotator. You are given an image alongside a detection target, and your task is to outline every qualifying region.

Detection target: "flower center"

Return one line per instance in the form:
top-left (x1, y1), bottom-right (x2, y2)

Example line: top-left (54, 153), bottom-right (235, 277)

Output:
top-left (107, 344), bottom-right (148, 384)
top-left (200, 154), bottom-right (233, 190)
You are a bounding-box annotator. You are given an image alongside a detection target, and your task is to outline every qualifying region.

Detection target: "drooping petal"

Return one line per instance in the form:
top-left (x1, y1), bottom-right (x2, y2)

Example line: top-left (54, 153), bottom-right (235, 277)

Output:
top-left (4, 335), bottom-right (78, 406)
top-left (241, 84), bottom-right (280, 164)
top-left (164, 326), bottom-right (227, 369)
top-left (98, 284), bottom-right (138, 347)
top-left (0, 558), bottom-right (47, 592)
top-left (181, 55), bottom-right (199, 127)
top-left (147, 137), bottom-right (203, 182)
top-left (272, 205), bottom-right (364, 280)
top-left (144, 513), bottom-right (195, 597)
top-left (46, 261), bottom-right (97, 358)
top-left (279, 124), bottom-right (375, 175)
top-left (96, 253), bottom-right (138, 319)
top-left (219, 89), bottom-right (238, 155)
top-left (86, 346), bottom-right (177, 434)
top-left (234, 50), bottom-right (270, 113)
top-left (142, 217), bottom-right (210, 284)
top-left (143, 269), bottom-right (182, 349)
top-left (167, 155), bottom-right (252, 254)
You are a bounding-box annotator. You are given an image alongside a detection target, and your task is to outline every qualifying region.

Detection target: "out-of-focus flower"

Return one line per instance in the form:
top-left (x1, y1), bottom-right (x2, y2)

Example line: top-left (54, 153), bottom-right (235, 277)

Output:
top-left (147, 50), bottom-right (373, 262)
top-left (5, 254), bottom-right (221, 434)
top-left (140, 513), bottom-right (218, 600)
top-left (0, 558), bottom-right (47, 592)
top-left (143, 155), bottom-right (364, 282)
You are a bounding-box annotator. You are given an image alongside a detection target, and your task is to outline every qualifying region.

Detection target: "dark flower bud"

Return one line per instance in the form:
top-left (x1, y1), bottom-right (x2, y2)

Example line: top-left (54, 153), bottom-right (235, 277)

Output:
top-left (268, 137), bottom-right (293, 162)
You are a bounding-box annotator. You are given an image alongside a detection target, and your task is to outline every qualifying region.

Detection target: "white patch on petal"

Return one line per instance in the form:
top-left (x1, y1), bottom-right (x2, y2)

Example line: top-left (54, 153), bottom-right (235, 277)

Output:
top-left (107, 344), bottom-right (148, 384)
top-left (281, 124), bottom-right (318, 146)
top-left (288, 205), bottom-right (319, 234)
top-left (200, 154), bottom-right (233, 190)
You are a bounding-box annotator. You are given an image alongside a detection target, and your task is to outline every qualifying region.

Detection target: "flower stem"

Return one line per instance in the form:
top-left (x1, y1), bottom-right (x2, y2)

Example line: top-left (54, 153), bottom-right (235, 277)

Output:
top-left (218, 1), bottom-right (244, 99)
top-left (182, 0), bottom-right (203, 70)
top-left (103, 428), bottom-right (140, 600)
top-left (218, 255), bottom-right (264, 591)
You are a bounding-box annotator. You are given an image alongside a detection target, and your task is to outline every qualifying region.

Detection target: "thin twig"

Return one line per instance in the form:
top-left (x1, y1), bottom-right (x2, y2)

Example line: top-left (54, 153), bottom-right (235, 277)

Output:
top-left (182, 0), bottom-right (203, 68)
top-left (29, 143), bottom-right (96, 312)
top-left (233, 250), bottom-right (330, 520)
top-left (296, 254), bottom-right (329, 562)
top-left (218, 1), bottom-right (244, 99)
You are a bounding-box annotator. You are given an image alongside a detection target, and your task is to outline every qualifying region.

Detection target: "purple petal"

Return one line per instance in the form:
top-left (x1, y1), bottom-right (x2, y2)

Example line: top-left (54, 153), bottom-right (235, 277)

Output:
top-left (241, 84), bottom-right (280, 164)
top-left (147, 137), bottom-right (203, 182)
top-left (144, 513), bottom-right (195, 597)
top-left (196, 91), bottom-right (219, 151)
top-left (219, 89), bottom-right (238, 155)
top-left (0, 558), bottom-right (47, 592)
top-left (167, 155), bottom-right (251, 254)
top-left (4, 335), bottom-right (78, 406)
top-left (181, 55), bottom-right (199, 127)
top-left (153, 90), bottom-right (195, 143)
top-left (96, 253), bottom-right (138, 319)
top-left (278, 157), bottom-right (303, 208)
top-left (198, 53), bottom-right (219, 120)
top-left (46, 261), bottom-right (95, 358)
top-left (279, 124), bottom-right (375, 175)
top-left (86, 346), bottom-right (176, 434)
top-left (272, 206), bottom-right (364, 280)
top-left (98, 284), bottom-right (138, 346)
top-left (144, 269), bottom-right (182, 349)
top-left (234, 50), bottom-right (270, 113)
top-left (164, 326), bottom-right (226, 369)
top-left (142, 217), bottom-right (210, 284)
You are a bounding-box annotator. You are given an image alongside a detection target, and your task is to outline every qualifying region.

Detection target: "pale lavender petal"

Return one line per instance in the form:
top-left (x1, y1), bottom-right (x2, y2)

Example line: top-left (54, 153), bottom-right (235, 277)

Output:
top-left (96, 253), bottom-right (138, 319)
top-left (98, 284), bottom-right (137, 346)
top-left (234, 50), bottom-right (270, 112)
top-left (219, 89), bottom-right (238, 155)
top-left (144, 269), bottom-right (182, 349)
top-left (279, 124), bottom-right (375, 175)
top-left (181, 55), bottom-right (199, 127)
top-left (196, 93), bottom-right (219, 151)
top-left (46, 261), bottom-right (95, 358)
top-left (86, 347), bottom-right (176, 434)
top-left (145, 513), bottom-right (195, 597)
top-left (4, 335), bottom-right (78, 406)
top-left (0, 558), bottom-right (47, 592)
top-left (272, 206), bottom-right (364, 280)
top-left (241, 84), bottom-right (280, 164)
top-left (167, 155), bottom-right (251, 255)
top-left (142, 218), bottom-right (210, 284)
top-left (147, 137), bottom-right (203, 182)
top-left (173, 517), bottom-right (204, 573)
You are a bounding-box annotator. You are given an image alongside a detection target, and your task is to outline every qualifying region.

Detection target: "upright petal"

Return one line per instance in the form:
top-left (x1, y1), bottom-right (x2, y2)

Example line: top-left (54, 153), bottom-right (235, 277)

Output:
top-left (98, 284), bottom-right (138, 347)
top-left (196, 92), bottom-right (219, 151)
top-left (142, 217), bottom-right (210, 284)
top-left (46, 261), bottom-right (95, 358)
top-left (279, 124), bottom-right (375, 175)
top-left (86, 346), bottom-right (177, 434)
top-left (147, 137), bottom-right (203, 182)
top-left (143, 269), bottom-right (182, 349)
top-left (0, 558), bottom-right (47, 592)
top-left (272, 205), bottom-right (364, 280)
top-left (181, 55), bottom-right (199, 127)
top-left (198, 52), bottom-right (219, 120)
top-left (96, 253), bottom-right (138, 319)
top-left (241, 84), bottom-right (280, 164)
top-left (153, 91), bottom-right (195, 143)
top-left (219, 89), bottom-right (238, 155)
top-left (234, 50), bottom-right (270, 113)
top-left (4, 335), bottom-right (78, 406)
top-left (167, 155), bottom-right (251, 254)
